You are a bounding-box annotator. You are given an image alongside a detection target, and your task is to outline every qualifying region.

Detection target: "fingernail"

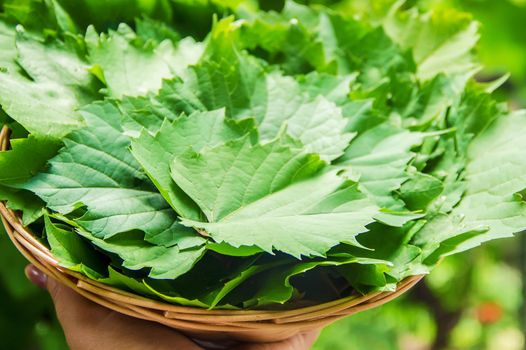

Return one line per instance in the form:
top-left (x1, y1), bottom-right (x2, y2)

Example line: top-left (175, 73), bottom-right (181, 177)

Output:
top-left (25, 264), bottom-right (47, 290)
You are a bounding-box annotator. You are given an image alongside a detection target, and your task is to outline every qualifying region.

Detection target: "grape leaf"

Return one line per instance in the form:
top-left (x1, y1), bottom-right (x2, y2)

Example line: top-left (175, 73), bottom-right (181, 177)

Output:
top-left (244, 255), bottom-right (388, 307)
top-left (171, 135), bottom-right (325, 222)
top-left (178, 166), bottom-right (379, 258)
top-left (44, 215), bottom-right (105, 279)
top-left (339, 124), bottom-right (427, 210)
top-left (77, 229), bottom-right (206, 280)
top-left (384, 5), bottom-right (480, 80)
top-left (0, 71), bottom-right (85, 138)
top-left (130, 109), bottom-right (252, 220)
top-left (15, 30), bottom-right (100, 104)
top-left (415, 112), bottom-right (526, 261)
top-left (0, 186), bottom-right (45, 225)
top-left (0, 22), bottom-right (18, 72)
top-left (21, 102), bottom-right (203, 248)
top-left (85, 24), bottom-right (202, 98)
top-left (0, 135), bottom-right (60, 186)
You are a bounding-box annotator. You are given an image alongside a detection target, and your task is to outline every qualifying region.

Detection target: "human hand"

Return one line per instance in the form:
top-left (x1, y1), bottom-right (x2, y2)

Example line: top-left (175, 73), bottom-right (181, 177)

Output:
top-left (25, 264), bottom-right (320, 350)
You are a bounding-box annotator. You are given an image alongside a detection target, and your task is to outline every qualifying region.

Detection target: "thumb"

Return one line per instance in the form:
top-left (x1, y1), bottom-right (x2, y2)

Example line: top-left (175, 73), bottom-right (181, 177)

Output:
top-left (25, 264), bottom-right (109, 325)
top-left (25, 264), bottom-right (203, 350)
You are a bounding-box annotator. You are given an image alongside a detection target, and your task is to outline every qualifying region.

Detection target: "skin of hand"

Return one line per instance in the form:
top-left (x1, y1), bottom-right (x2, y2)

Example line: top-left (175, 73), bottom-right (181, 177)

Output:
top-left (25, 264), bottom-right (320, 350)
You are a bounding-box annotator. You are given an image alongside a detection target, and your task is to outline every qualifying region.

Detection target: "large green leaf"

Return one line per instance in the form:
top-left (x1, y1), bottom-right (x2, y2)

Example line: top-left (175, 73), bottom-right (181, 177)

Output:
top-left (0, 186), bottom-right (45, 225)
top-left (257, 73), bottom-right (354, 161)
top-left (15, 30), bottom-right (99, 104)
top-left (339, 124), bottom-right (427, 210)
top-left (179, 167), bottom-right (379, 258)
top-left (0, 22), bottom-right (18, 72)
top-left (0, 71), bottom-right (85, 138)
top-left (0, 26), bottom-right (98, 138)
top-left (44, 216), bottom-right (105, 279)
top-left (0, 135), bottom-right (60, 225)
top-left (0, 135), bottom-right (60, 186)
top-left (171, 135), bottom-right (325, 222)
top-left (78, 229), bottom-right (206, 280)
top-left (130, 109), bottom-right (252, 219)
top-left (21, 102), bottom-right (202, 247)
top-left (155, 19), bottom-right (354, 161)
top-left (85, 24), bottom-right (202, 98)
top-left (155, 18), bottom-right (264, 118)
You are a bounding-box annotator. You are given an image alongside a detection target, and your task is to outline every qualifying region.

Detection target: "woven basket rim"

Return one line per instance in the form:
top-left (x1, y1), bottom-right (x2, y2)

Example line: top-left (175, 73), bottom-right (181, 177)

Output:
top-left (0, 125), bottom-right (424, 341)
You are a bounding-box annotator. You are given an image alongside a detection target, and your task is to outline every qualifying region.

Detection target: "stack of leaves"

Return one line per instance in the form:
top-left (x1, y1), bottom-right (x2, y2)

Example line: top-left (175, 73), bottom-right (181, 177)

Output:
top-left (0, 0), bottom-right (525, 310)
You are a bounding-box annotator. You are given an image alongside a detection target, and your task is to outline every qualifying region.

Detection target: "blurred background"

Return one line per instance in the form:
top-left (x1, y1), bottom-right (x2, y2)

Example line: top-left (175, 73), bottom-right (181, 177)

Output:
top-left (1, 0), bottom-right (525, 349)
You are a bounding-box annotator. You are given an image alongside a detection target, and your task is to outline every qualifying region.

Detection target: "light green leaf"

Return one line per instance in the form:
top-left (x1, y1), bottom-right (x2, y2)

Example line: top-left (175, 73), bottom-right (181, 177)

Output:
top-left (119, 94), bottom-right (181, 136)
top-left (399, 172), bottom-right (444, 211)
top-left (0, 22), bottom-right (18, 72)
top-left (171, 135), bottom-right (325, 222)
top-left (44, 215), bottom-right (104, 279)
top-left (164, 36), bottom-right (205, 76)
top-left (0, 26), bottom-right (98, 138)
top-left (78, 229), bottom-right (206, 280)
top-left (0, 72), bottom-right (85, 138)
top-left (0, 186), bottom-right (45, 225)
top-left (156, 18), bottom-right (264, 118)
top-left (284, 96), bottom-right (354, 161)
top-left (384, 5), bottom-right (480, 80)
top-left (255, 73), bottom-right (354, 161)
top-left (0, 135), bottom-right (60, 186)
top-left (131, 109), bottom-right (252, 220)
top-left (86, 24), bottom-right (200, 98)
top-left (21, 102), bottom-right (202, 247)
top-left (15, 30), bottom-right (99, 104)
top-left (245, 256), bottom-right (388, 307)
top-left (255, 72), bottom-right (304, 140)
top-left (298, 72), bottom-right (356, 105)
top-left (415, 112), bottom-right (526, 260)
top-left (180, 168), bottom-right (379, 258)
top-left (132, 109), bottom-right (251, 219)
top-left (340, 124), bottom-right (427, 210)
top-left (99, 267), bottom-right (156, 298)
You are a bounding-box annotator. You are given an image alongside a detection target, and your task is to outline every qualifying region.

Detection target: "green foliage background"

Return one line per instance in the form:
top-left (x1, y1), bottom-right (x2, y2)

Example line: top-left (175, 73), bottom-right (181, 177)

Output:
top-left (0, 0), bottom-right (525, 349)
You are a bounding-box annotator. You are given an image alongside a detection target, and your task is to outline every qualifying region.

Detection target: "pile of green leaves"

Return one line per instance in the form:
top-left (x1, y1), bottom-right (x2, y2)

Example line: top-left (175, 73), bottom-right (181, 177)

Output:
top-left (1, 0), bottom-right (525, 310)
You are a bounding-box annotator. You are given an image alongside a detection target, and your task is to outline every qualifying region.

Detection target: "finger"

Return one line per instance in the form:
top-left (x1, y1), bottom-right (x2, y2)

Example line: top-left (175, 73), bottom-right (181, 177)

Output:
top-left (25, 264), bottom-right (202, 350)
top-left (25, 266), bottom-right (110, 327)
top-left (233, 330), bottom-right (321, 350)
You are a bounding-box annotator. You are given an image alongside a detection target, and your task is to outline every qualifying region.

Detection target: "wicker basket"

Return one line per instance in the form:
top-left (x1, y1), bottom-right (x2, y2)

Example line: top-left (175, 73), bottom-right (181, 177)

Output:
top-left (0, 126), bottom-right (423, 344)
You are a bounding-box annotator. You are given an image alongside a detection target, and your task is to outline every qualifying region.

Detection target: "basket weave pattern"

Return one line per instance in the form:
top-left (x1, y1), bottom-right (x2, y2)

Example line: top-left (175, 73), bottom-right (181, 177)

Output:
top-left (0, 126), bottom-right (423, 343)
